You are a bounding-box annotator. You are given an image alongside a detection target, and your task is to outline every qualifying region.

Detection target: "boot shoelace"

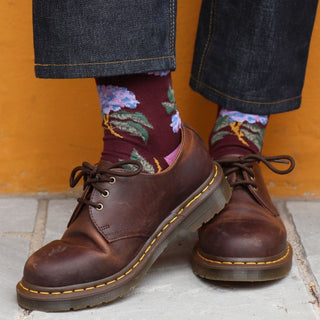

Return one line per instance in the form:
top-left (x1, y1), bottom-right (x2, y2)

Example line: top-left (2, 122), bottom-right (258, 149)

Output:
top-left (69, 160), bottom-right (142, 210)
top-left (217, 154), bottom-right (295, 189)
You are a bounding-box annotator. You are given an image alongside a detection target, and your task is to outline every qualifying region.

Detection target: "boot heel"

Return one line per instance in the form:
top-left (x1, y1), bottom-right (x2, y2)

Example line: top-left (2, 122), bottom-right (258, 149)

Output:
top-left (182, 166), bottom-right (231, 232)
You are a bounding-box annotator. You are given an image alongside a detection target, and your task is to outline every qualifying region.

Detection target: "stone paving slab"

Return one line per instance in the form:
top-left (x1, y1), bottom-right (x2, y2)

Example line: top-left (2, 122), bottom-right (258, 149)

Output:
top-left (44, 199), bottom-right (77, 244)
top-left (0, 236), bottom-right (30, 320)
top-left (286, 201), bottom-right (320, 286)
top-left (0, 198), bottom-right (37, 233)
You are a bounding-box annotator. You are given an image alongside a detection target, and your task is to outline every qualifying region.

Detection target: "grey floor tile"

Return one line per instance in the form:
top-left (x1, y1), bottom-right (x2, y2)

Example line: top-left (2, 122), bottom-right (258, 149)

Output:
top-left (31, 231), bottom-right (315, 320)
top-left (0, 236), bottom-right (30, 320)
top-left (0, 198), bottom-right (37, 233)
top-left (44, 199), bottom-right (77, 244)
top-left (286, 201), bottom-right (320, 285)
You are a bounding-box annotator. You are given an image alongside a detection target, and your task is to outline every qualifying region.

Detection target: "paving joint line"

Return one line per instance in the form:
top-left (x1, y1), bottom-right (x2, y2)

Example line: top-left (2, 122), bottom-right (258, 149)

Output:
top-left (0, 232), bottom-right (32, 241)
top-left (29, 199), bottom-right (48, 255)
top-left (276, 200), bottom-right (320, 317)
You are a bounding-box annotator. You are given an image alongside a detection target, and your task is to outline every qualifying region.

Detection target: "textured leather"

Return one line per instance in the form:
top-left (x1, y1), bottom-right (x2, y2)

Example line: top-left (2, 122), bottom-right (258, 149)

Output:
top-left (198, 155), bottom-right (292, 259)
top-left (23, 126), bottom-right (214, 287)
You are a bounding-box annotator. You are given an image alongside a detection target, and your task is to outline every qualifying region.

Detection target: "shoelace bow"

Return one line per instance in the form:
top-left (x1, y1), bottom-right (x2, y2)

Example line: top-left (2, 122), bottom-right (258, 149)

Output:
top-left (69, 160), bottom-right (142, 210)
top-left (217, 154), bottom-right (295, 189)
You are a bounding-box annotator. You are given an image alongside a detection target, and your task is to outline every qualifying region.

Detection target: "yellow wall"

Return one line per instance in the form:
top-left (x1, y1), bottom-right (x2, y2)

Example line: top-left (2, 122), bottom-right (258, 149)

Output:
top-left (1, 2), bottom-right (320, 196)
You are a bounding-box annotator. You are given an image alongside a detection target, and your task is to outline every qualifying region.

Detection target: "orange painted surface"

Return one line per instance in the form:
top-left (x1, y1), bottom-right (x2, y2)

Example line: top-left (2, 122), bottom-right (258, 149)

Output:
top-left (1, 1), bottom-right (320, 196)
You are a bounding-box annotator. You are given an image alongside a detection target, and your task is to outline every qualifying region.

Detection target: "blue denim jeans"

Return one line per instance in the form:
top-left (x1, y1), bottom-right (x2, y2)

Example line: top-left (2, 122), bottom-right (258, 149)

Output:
top-left (33, 0), bottom-right (318, 114)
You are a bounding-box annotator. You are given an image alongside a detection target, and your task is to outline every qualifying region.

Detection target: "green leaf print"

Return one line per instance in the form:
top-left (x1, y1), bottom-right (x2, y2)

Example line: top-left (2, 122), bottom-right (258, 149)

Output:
top-left (241, 128), bottom-right (263, 151)
top-left (213, 115), bottom-right (230, 132)
top-left (110, 111), bottom-right (154, 129)
top-left (130, 149), bottom-right (155, 174)
top-left (168, 85), bottom-right (176, 103)
top-left (242, 123), bottom-right (266, 136)
top-left (162, 85), bottom-right (177, 115)
top-left (162, 102), bottom-right (176, 114)
top-left (210, 131), bottom-right (230, 147)
top-left (241, 123), bottom-right (265, 151)
top-left (110, 120), bottom-right (149, 143)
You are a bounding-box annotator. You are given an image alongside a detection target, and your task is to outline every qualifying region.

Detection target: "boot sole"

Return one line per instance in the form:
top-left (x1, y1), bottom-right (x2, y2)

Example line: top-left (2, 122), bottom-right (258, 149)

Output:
top-left (192, 242), bottom-right (292, 282)
top-left (17, 162), bottom-right (231, 312)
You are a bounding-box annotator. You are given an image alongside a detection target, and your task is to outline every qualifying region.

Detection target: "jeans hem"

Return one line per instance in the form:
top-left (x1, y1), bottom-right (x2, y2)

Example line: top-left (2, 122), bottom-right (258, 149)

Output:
top-left (190, 76), bottom-right (301, 115)
top-left (35, 56), bottom-right (176, 79)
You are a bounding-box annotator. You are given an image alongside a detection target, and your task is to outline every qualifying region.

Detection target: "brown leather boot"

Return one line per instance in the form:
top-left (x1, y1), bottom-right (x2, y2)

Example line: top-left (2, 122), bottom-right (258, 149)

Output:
top-left (192, 154), bottom-right (295, 282)
top-left (16, 125), bottom-right (231, 311)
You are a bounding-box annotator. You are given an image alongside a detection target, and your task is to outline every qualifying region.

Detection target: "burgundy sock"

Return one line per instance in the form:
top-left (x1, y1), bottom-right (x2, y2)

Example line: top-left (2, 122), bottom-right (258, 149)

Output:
top-left (96, 72), bottom-right (181, 173)
top-left (209, 108), bottom-right (268, 159)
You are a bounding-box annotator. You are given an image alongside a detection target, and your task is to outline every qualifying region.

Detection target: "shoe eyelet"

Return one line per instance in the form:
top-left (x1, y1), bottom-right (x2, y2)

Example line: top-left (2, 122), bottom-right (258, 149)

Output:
top-left (102, 190), bottom-right (110, 198)
top-left (96, 203), bottom-right (104, 211)
top-left (250, 175), bottom-right (255, 181)
top-left (252, 186), bottom-right (258, 191)
top-left (109, 177), bottom-right (116, 184)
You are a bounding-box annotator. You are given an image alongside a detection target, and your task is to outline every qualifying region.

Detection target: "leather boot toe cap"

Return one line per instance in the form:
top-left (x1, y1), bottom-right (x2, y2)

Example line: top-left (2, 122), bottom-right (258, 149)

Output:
top-left (199, 211), bottom-right (287, 259)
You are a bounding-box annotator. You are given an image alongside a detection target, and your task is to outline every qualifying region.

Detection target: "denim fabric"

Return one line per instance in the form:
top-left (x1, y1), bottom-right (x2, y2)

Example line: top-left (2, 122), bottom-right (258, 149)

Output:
top-left (190, 0), bottom-right (319, 114)
top-left (33, 0), bottom-right (318, 114)
top-left (33, 0), bottom-right (177, 78)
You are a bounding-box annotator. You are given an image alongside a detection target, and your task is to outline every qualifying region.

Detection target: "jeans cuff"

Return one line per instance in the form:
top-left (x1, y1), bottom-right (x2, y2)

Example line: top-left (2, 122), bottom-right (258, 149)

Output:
top-left (190, 76), bottom-right (301, 115)
top-left (35, 56), bottom-right (176, 79)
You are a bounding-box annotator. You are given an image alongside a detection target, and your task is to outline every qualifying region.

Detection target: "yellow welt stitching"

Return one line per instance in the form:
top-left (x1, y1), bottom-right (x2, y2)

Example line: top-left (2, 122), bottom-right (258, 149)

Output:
top-left (139, 253), bottom-right (146, 261)
top-left (29, 290), bottom-right (39, 294)
top-left (177, 208), bottom-right (184, 215)
top-left (202, 185), bottom-right (209, 193)
top-left (170, 216), bottom-right (178, 223)
top-left (125, 269), bottom-right (133, 275)
top-left (197, 244), bottom-right (290, 266)
top-left (19, 283), bottom-right (29, 291)
top-left (19, 166), bottom-right (219, 296)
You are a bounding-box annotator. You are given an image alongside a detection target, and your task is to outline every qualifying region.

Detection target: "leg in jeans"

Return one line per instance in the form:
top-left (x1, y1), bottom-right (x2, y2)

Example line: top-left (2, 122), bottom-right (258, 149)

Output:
top-left (190, 0), bottom-right (318, 281)
top-left (16, 0), bottom-right (231, 311)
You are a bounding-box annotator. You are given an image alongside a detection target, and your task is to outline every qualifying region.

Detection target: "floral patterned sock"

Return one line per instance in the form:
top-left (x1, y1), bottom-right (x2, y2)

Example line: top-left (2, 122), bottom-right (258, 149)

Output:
top-left (209, 108), bottom-right (268, 159)
top-left (96, 71), bottom-right (181, 173)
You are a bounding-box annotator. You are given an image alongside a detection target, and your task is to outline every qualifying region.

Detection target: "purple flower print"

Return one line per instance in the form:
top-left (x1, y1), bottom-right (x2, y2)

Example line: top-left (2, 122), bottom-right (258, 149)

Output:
top-left (147, 70), bottom-right (170, 77)
top-left (220, 109), bottom-right (268, 125)
top-left (97, 85), bottom-right (140, 114)
top-left (170, 111), bottom-right (181, 133)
